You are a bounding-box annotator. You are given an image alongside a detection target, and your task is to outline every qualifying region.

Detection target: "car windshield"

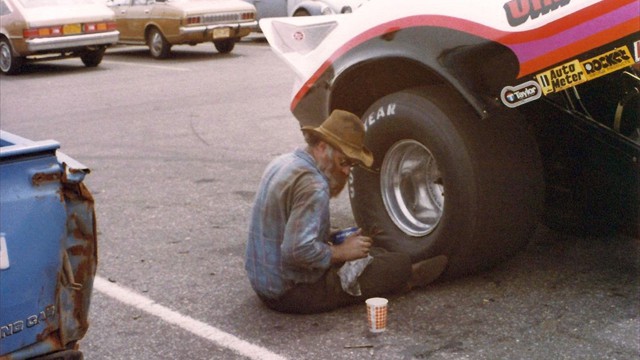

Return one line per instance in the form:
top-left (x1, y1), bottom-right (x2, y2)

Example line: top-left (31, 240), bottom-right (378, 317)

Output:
top-left (16, 0), bottom-right (103, 7)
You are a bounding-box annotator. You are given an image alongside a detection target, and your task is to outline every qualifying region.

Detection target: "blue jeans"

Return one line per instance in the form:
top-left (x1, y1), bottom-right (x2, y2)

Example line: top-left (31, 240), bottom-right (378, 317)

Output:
top-left (257, 248), bottom-right (412, 314)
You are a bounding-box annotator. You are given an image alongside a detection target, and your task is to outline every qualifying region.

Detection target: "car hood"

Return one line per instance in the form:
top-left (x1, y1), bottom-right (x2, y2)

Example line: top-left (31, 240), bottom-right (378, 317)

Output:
top-left (20, 4), bottom-right (115, 27)
top-left (165, 0), bottom-right (255, 13)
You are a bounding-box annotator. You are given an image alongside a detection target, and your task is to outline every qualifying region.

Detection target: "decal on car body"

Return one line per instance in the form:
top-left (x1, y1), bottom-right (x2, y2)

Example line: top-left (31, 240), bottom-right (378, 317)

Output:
top-left (500, 80), bottom-right (542, 108)
top-left (536, 46), bottom-right (636, 95)
top-left (503, 0), bottom-right (570, 27)
top-left (582, 46), bottom-right (634, 80)
top-left (536, 59), bottom-right (585, 95)
top-left (0, 305), bottom-right (56, 339)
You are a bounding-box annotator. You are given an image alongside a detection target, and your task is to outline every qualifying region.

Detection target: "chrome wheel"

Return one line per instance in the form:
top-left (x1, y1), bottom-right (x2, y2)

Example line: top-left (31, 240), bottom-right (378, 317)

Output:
top-left (380, 139), bottom-right (444, 237)
top-left (0, 39), bottom-right (22, 74)
top-left (0, 40), bottom-right (12, 73)
top-left (148, 28), bottom-right (170, 59)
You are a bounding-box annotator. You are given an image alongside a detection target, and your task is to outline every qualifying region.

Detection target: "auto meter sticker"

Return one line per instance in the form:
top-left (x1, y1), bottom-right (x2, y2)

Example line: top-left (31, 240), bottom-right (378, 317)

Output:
top-left (536, 46), bottom-right (635, 95)
top-left (536, 59), bottom-right (585, 95)
top-left (581, 46), bottom-right (634, 81)
top-left (500, 80), bottom-right (542, 108)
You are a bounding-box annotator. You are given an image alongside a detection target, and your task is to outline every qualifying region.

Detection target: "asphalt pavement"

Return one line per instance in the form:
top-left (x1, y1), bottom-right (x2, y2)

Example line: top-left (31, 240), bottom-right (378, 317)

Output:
top-left (0, 35), bottom-right (638, 360)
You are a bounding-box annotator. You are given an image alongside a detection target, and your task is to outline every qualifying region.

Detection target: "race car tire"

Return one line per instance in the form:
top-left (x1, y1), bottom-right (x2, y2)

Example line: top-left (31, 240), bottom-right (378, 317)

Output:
top-left (350, 86), bottom-right (543, 277)
top-left (293, 8), bottom-right (311, 16)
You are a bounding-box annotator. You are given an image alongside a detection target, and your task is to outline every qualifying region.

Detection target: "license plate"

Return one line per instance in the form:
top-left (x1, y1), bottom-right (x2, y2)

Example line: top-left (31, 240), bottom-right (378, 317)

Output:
top-left (63, 23), bottom-right (82, 35)
top-left (212, 27), bottom-right (230, 39)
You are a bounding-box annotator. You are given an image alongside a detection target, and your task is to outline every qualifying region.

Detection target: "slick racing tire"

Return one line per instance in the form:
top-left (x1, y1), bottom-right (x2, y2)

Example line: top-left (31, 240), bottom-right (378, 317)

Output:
top-left (350, 86), bottom-right (543, 277)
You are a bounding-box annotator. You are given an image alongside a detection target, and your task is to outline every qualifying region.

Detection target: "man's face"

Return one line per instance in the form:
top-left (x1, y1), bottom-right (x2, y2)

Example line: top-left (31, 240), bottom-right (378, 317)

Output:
top-left (318, 144), bottom-right (354, 198)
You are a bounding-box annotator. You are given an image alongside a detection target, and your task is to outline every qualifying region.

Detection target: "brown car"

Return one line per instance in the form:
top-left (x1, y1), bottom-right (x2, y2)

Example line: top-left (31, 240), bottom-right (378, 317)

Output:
top-left (108, 0), bottom-right (257, 58)
top-left (0, 0), bottom-right (119, 75)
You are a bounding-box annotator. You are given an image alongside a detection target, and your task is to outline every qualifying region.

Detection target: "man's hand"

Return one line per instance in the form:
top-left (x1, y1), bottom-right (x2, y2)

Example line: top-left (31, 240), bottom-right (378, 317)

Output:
top-left (330, 229), bottom-right (373, 264)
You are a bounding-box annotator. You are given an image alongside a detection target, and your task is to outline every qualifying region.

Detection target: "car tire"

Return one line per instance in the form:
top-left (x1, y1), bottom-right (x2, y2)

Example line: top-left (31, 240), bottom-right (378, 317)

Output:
top-left (350, 86), bottom-right (543, 277)
top-left (0, 37), bottom-right (23, 75)
top-left (293, 8), bottom-right (310, 16)
top-left (148, 28), bottom-right (171, 59)
top-left (80, 48), bottom-right (105, 67)
top-left (214, 39), bottom-right (236, 54)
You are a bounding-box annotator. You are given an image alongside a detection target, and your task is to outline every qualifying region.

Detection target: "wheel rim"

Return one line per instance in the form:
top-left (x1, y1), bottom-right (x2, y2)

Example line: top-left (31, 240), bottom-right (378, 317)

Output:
top-left (380, 139), bottom-right (444, 237)
top-left (150, 31), bottom-right (163, 56)
top-left (0, 42), bottom-right (11, 72)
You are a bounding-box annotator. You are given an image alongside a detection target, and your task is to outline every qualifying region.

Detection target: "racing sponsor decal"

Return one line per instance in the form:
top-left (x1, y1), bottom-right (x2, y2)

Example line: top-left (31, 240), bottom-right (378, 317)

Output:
top-left (581, 46), bottom-right (634, 81)
top-left (504, 0), bottom-right (570, 27)
top-left (536, 46), bottom-right (635, 95)
top-left (536, 60), bottom-right (585, 95)
top-left (634, 40), bottom-right (640, 62)
top-left (500, 81), bottom-right (542, 108)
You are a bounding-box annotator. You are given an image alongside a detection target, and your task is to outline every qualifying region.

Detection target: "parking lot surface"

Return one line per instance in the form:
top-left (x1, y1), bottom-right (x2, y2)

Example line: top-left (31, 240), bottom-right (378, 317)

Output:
top-left (0, 36), bottom-right (638, 359)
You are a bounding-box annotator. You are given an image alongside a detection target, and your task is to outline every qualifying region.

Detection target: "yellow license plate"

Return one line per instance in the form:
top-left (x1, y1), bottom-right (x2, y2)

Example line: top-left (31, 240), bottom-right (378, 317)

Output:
top-left (63, 23), bottom-right (82, 35)
top-left (212, 27), bottom-right (230, 39)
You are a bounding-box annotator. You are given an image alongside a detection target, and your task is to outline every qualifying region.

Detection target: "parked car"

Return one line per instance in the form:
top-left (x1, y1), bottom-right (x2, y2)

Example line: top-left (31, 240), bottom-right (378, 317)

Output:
top-left (260, 0), bottom-right (640, 277)
top-left (107, 0), bottom-right (257, 58)
top-left (243, 0), bottom-right (365, 20)
top-left (0, 131), bottom-right (97, 359)
top-left (0, 0), bottom-right (119, 75)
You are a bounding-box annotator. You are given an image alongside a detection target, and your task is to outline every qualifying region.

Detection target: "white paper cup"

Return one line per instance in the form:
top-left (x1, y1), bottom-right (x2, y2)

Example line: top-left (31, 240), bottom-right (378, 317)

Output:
top-left (366, 297), bottom-right (388, 333)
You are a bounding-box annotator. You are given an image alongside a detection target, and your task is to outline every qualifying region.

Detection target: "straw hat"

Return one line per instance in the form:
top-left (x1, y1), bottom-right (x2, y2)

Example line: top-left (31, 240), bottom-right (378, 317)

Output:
top-left (302, 109), bottom-right (373, 167)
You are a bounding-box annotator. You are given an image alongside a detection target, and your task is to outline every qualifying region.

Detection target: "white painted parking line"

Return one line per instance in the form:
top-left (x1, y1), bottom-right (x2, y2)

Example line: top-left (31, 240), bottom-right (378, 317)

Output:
top-left (93, 276), bottom-right (287, 360)
top-left (102, 60), bottom-right (191, 72)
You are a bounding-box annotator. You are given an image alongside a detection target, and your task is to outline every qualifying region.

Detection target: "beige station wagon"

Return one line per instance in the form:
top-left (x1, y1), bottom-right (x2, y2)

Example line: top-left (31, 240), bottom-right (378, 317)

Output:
top-left (108, 0), bottom-right (257, 58)
top-left (0, 0), bottom-right (119, 74)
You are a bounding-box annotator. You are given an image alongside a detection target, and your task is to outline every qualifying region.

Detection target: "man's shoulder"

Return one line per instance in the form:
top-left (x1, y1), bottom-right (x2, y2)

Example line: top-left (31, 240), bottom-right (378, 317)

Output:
top-left (268, 149), bottom-right (314, 172)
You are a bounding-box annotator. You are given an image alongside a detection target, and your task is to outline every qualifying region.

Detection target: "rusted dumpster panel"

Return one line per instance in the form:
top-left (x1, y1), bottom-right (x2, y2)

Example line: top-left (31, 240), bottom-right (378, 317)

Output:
top-left (0, 131), bottom-right (97, 360)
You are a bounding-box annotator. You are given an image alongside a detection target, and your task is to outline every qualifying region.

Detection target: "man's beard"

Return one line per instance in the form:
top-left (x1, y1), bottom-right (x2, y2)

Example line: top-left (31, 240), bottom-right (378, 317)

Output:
top-left (319, 147), bottom-right (348, 198)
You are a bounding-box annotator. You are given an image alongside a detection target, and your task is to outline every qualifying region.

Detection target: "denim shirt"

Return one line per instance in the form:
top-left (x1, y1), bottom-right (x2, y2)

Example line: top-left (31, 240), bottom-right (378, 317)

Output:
top-left (245, 148), bottom-right (332, 299)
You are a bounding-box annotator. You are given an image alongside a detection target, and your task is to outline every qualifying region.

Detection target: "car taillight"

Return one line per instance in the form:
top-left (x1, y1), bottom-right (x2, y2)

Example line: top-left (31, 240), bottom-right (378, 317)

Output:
top-left (23, 26), bottom-right (63, 39)
top-left (186, 16), bottom-right (201, 25)
top-left (84, 21), bottom-right (117, 33)
top-left (22, 21), bottom-right (117, 39)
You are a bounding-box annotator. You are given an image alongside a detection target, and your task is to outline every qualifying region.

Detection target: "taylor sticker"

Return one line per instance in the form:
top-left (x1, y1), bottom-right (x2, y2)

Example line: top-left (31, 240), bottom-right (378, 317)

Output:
top-left (500, 80), bottom-right (542, 108)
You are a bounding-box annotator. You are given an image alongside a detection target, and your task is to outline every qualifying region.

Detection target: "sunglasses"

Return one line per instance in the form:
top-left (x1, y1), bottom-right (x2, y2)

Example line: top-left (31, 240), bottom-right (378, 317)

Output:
top-left (338, 156), bottom-right (359, 168)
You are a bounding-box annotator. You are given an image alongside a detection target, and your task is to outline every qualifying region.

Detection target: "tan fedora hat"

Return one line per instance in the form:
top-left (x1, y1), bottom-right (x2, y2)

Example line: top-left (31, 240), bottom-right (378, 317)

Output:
top-left (301, 109), bottom-right (373, 167)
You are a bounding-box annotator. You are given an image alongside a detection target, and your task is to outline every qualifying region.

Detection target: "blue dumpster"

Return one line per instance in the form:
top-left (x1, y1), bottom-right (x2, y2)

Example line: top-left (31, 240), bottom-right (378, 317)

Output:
top-left (0, 131), bottom-right (97, 360)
